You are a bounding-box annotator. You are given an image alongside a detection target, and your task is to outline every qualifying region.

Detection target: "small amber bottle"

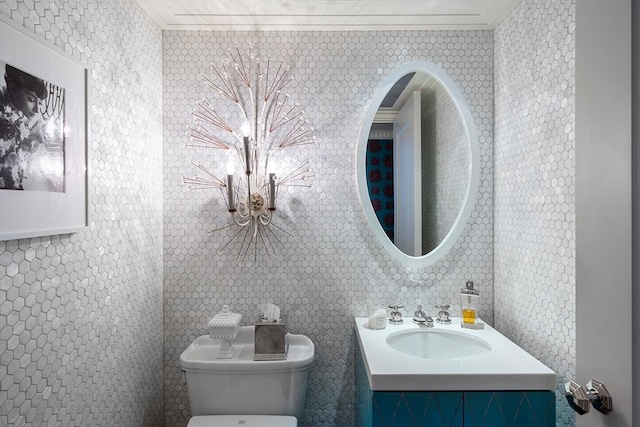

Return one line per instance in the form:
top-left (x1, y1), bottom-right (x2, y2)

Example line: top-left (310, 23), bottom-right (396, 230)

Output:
top-left (460, 280), bottom-right (479, 325)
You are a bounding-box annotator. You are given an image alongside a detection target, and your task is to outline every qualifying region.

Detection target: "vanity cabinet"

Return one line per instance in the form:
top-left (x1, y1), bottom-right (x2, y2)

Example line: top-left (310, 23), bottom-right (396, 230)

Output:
top-left (356, 347), bottom-right (555, 427)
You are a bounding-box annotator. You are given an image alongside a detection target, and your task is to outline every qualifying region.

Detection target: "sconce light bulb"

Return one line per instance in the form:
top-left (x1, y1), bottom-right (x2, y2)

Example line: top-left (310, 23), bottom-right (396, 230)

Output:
top-left (226, 160), bottom-right (235, 175)
top-left (241, 122), bottom-right (251, 138)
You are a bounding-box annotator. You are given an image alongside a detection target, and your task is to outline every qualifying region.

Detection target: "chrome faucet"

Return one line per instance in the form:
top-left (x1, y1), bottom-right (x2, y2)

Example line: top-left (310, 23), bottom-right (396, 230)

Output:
top-left (412, 305), bottom-right (434, 327)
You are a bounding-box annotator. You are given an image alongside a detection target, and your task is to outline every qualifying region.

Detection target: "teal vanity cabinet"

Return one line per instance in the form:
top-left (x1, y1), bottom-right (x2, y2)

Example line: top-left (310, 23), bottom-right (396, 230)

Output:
top-left (356, 345), bottom-right (556, 427)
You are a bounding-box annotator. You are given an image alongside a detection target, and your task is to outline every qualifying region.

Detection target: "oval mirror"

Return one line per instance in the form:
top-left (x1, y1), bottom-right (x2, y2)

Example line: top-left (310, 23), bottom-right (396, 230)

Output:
top-left (357, 62), bottom-right (480, 266)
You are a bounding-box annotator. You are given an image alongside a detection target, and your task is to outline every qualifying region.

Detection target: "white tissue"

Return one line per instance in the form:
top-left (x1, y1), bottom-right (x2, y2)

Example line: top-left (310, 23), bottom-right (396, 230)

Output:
top-left (259, 303), bottom-right (281, 322)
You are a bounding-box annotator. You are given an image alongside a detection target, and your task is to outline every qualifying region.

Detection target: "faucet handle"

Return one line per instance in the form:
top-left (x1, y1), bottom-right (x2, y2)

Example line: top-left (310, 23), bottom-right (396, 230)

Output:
top-left (435, 304), bottom-right (452, 324)
top-left (388, 305), bottom-right (404, 325)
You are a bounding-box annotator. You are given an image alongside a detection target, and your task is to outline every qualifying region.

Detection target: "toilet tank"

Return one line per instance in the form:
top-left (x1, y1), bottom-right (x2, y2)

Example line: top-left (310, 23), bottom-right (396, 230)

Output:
top-left (180, 326), bottom-right (315, 418)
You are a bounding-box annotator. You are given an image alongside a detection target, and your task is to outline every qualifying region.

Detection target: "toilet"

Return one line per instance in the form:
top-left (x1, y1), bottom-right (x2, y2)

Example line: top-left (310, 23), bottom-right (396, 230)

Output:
top-left (180, 325), bottom-right (315, 427)
top-left (186, 415), bottom-right (297, 427)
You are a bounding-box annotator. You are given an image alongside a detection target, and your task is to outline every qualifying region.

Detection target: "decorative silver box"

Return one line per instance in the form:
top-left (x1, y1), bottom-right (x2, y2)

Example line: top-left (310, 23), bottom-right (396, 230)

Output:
top-left (254, 317), bottom-right (287, 361)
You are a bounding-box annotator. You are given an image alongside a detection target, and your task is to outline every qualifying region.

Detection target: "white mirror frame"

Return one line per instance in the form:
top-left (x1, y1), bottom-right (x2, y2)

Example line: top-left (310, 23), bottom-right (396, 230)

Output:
top-left (356, 61), bottom-right (480, 267)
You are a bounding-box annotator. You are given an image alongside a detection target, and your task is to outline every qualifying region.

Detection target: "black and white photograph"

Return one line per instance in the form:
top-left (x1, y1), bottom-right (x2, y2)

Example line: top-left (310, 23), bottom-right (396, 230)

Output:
top-left (0, 16), bottom-right (88, 242)
top-left (0, 61), bottom-right (65, 192)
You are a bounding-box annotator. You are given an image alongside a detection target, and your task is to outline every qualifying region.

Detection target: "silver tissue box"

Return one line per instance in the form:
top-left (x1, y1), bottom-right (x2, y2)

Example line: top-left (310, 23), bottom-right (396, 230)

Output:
top-left (254, 317), bottom-right (287, 361)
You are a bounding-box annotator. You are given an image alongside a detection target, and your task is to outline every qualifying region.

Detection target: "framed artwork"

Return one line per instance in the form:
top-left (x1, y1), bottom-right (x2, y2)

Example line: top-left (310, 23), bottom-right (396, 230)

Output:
top-left (0, 16), bottom-right (89, 241)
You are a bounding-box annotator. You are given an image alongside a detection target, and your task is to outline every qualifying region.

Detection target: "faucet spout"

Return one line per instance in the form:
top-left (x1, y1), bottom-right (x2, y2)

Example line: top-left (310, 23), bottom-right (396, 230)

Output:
top-left (412, 305), bottom-right (434, 327)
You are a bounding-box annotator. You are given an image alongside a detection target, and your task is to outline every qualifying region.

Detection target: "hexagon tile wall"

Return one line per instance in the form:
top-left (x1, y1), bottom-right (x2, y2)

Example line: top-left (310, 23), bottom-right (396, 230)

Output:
top-left (163, 31), bottom-right (494, 426)
top-left (0, 1), bottom-right (164, 426)
top-left (0, 1), bottom-right (577, 425)
top-left (494, 0), bottom-right (576, 426)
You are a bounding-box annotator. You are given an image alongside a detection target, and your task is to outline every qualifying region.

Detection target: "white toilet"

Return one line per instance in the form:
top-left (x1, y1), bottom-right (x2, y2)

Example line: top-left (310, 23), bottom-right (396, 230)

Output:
top-left (180, 326), bottom-right (315, 427)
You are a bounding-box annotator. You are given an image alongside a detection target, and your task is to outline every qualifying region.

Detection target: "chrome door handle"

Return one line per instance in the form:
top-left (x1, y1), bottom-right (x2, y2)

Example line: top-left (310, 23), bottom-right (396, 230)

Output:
top-left (586, 379), bottom-right (613, 414)
top-left (565, 381), bottom-right (590, 415)
top-left (564, 379), bottom-right (612, 415)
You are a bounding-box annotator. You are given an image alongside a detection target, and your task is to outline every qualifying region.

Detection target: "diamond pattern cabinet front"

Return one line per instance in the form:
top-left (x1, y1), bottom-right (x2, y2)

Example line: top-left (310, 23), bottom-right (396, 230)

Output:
top-left (360, 390), bottom-right (555, 427)
top-left (463, 391), bottom-right (555, 427)
top-left (372, 391), bottom-right (464, 427)
top-left (356, 344), bottom-right (556, 427)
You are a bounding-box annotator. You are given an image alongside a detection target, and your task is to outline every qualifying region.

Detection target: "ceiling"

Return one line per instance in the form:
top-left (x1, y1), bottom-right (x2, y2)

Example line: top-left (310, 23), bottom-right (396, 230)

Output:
top-left (134, 0), bottom-right (523, 31)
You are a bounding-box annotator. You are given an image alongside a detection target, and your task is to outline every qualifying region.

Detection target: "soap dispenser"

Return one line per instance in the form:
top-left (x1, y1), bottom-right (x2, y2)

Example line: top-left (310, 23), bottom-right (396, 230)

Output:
top-left (460, 280), bottom-right (479, 326)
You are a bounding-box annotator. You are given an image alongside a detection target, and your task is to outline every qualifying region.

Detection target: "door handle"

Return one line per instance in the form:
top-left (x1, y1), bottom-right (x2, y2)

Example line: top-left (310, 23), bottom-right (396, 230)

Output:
top-left (564, 379), bottom-right (612, 415)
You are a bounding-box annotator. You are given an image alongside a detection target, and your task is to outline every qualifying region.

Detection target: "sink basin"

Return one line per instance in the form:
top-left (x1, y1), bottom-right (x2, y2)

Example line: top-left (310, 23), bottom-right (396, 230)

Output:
top-left (386, 329), bottom-right (491, 360)
top-left (355, 317), bottom-right (556, 391)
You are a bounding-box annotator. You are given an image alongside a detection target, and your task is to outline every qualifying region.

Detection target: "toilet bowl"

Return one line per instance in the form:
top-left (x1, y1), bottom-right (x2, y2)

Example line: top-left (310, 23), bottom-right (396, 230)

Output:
top-left (180, 326), bottom-right (315, 427)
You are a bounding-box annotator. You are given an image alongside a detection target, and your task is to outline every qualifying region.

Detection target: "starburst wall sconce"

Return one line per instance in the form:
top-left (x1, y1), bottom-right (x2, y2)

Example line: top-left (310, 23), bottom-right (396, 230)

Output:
top-left (183, 46), bottom-right (316, 260)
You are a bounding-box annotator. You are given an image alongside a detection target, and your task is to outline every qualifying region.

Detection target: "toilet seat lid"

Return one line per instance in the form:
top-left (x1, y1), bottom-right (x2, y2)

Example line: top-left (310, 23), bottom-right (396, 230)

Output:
top-left (187, 415), bottom-right (297, 427)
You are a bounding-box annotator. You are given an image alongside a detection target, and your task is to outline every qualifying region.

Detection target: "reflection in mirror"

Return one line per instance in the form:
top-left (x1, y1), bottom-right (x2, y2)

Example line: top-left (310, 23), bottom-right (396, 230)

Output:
top-left (357, 62), bottom-right (479, 266)
top-left (365, 72), bottom-right (469, 256)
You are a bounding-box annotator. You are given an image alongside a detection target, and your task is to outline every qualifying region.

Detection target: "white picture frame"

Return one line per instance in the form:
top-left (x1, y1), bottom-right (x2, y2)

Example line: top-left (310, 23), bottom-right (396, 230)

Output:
top-left (0, 16), bottom-right (89, 241)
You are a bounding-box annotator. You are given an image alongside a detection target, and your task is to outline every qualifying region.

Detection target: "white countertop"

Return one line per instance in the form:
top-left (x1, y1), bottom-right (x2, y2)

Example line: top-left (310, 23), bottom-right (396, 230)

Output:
top-left (355, 317), bottom-right (556, 391)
